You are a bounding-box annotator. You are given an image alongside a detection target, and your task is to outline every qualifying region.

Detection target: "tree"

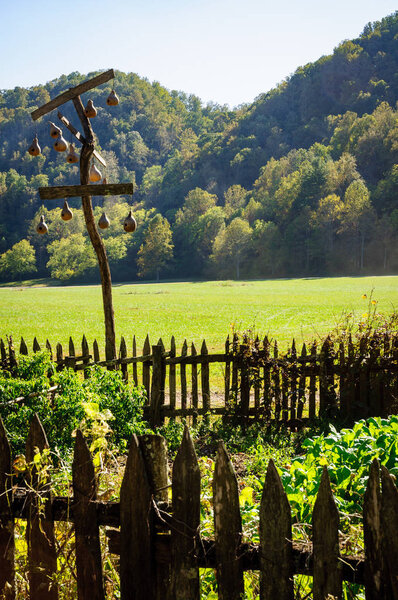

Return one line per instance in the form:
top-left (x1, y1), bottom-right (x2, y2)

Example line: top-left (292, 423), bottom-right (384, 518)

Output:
top-left (46, 234), bottom-right (96, 280)
top-left (0, 240), bottom-right (36, 281)
top-left (340, 180), bottom-right (374, 270)
top-left (137, 215), bottom-right (173, 281)
top-left (211, 218), bottom-right (252, 279)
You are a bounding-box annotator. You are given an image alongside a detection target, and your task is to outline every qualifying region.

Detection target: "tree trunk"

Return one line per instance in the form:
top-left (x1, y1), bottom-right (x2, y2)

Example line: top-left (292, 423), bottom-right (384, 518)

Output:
top-left (73, 96), bottom-right (116, 361)
top-left (360, 231), bottom-right (365, 270)
top-left (156, 267), bottom-right (160, 283)
top-left (236, 255), bottom-right (240, 280)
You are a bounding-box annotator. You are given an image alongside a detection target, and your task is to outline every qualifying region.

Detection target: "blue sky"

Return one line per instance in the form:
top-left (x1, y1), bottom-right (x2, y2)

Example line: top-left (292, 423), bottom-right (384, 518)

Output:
top-left (1, 0), bottom-right (397, 107)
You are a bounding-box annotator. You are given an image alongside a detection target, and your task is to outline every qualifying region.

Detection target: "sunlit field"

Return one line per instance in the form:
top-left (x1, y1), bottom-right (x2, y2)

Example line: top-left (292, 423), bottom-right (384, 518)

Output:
top-left (0, 276), bottom-right (396, 354)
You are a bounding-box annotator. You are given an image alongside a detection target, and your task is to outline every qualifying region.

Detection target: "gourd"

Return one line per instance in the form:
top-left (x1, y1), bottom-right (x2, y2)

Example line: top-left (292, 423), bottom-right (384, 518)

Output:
top-left (66, 144), bottom-right (79, 164)
top-left (28, 136), bottom-right (41, 156)
top-left (123, 210), bottom-right (137, 233)
top-left (84, 99), bottom-right (97, 118)
top-left (89, 163), bottom-right (102, 182)
top-left (36, 215), bottom-right (48, 234)
top-left (106, 89), bottom-right (119, 106)
top-left (54, 136), bottom-right (68, 152)
top-left (98, 212), bottom-right (110, 229)
top-left (49, 121), bottom-right (62, 138)
top-left (61, 200), bottom-right (73, 221)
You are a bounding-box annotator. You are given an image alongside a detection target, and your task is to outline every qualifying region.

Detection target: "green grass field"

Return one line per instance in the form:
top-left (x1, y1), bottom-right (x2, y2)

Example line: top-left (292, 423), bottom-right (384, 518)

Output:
top-left (0, 275), bottom-right (396, 355)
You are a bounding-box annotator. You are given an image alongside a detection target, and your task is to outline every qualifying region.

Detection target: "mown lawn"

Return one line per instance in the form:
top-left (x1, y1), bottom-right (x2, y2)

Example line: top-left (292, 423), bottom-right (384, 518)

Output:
top-left (0, 275), bottom-right (396, 354)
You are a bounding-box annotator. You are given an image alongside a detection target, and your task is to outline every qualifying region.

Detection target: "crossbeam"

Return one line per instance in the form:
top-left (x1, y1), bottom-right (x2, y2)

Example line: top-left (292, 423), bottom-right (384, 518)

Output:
top-left (57, 111), bottom-right (107, 167)
top-left (31, 69), bottom-right (115, 121)
top-left (39, 183), bottom-right (134, 200)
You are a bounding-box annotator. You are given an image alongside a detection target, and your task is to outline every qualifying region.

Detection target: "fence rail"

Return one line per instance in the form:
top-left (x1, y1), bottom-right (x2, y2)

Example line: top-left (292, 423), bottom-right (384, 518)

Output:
top-left (0, 415), bottom-right (397, 599)
top-left (1, 331), bottom-right (398, 428)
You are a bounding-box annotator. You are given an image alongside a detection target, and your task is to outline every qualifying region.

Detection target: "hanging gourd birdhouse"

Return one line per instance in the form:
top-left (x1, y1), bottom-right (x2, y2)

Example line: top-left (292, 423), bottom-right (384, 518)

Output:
top-left (84, 99), bottom-right (97, 118)
top-left (36, 215), bottom-right (48, 235)
top-left (89, 162), bottom-right (102, 182)
top-left (123, 210), bottom-right (137, 233)
top-left (66, 144), bottom-right (79, 164)
top-left (106, 89), bottom-right (119, 106)
top-left (98, 212), bottom-right (110, 229)
top-left (54, 136), bottom-right (68, 152)
top-left (49, 121), bottom-right (62, 138)
top-left (28, 136), bottom-right (41, 156)
top-left (61, 200), bottom-right (73, 221)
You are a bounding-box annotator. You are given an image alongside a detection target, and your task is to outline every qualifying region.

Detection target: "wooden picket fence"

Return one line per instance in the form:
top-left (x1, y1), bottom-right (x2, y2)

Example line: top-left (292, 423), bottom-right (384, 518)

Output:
top-left (0, 415), bottom-right (397, 599)
top-left (1, 331), bottom-right (398, 428)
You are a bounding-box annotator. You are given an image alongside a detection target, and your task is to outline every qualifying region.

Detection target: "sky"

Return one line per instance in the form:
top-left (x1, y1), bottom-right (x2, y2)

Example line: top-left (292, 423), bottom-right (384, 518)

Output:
top-left (0, 0), bottom-right (397, 108)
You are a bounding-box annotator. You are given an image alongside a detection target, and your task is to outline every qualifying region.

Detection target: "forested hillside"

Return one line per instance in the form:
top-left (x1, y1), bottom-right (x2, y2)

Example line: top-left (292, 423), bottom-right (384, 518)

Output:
top-left (1, 11), bottom-right (398, 282)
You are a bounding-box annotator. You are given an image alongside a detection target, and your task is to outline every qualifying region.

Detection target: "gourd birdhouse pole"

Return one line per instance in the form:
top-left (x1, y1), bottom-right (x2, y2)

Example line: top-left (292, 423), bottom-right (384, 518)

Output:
top-left (30, 69), bottom-right (135, 362)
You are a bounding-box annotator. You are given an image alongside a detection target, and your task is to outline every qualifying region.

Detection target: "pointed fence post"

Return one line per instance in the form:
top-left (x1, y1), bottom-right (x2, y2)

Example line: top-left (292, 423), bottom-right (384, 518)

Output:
top-left (120, 434), bottom-right (155, 600)
top-left (213, 441), bottom-right (244, 600)
top-left (72, 431), bottom-right (104, 600)
top-left (289, 339), bottom-right (297, 421)
top-left (93, 339), bottom-right (100, 362)
top-left (201, 340), bottom-right (210, 421)
top-left (20, 337), bottom-right (28, 355)
top-left (263, 336), bottom-right (271, 420)
top-left (297, 343), bottom-right (306, 419)
top-left (260, 459), bottom-right (293, 600)
top-left (132, 336), bottom-right (138, 386)
top-left (25, 415), bottom-right (58, 600)
top-left (171, 427), bottom-right (201, 600)
top-left (149, 344), bottom-right (165, 428)
top-left (381, 466), bottom-right (398, 599)
top-left (273, 341), bottom-right (281, 422)
top-left (33, 337), bottom-right (41, 353)
top-left (181, 340), bottom-right (188, 412)
top-left (56, 343), bottom-right (63, 372)
top-left (191, 342), bottom-right (198, 425)
top-left (239, 344), bottom-right (250, 422)
top-left (82, 335), bottom-right (90, 379)
top-left (0, 417), bottom-right (14, 599)
top-left (142, 335), bottom-right (151, 403)
top-left (364, 459), bottom-right (383, 600)
top-left (309, 342), bottom-right (317, 418)
top-left (224, 335), bottom-right (231, 409)
top-left (119, 337), bottom-right (128, 382)
top-left (169, 336), bottom-right (176, 411)
top-left (312, 466), bottom-right (342, 600)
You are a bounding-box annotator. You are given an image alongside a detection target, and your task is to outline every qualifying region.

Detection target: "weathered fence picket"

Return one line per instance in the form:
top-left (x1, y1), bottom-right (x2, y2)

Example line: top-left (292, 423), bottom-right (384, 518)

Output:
top-left (0, 417), bottom-right (396, 598)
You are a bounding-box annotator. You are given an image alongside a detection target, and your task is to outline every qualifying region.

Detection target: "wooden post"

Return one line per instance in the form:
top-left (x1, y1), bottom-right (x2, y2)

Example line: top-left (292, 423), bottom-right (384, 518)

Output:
top-left (81, 335), bottom-right (90, 379)
top-left (0, 417), bottom-right (14, 599)
top-left (72, 95), bottom-right (116, 362)
top-left (171, 427), bottom-right (200, 600)
top-left (120, 435), bottom-right (155, 600)
top-left (213, 441), bottom-right (244, 600)
top-left (309, 341), bottom-right (317, 418)
top-left (191, 342), bottom-right (198, 425)
top-left (150, 345), bottom-right (165, 428)
top-left (181, 340), bottom-right (188, 412)
top-left (120, 337), bottom-right (128, 383)
top-left (132, 336), bottom-right (138, 386)
top-left (33, 337), bottom-right (41, 352)
top-left (224, 335), bottom-right (231, 409)
top-left (312, 466), bottom-right (342, 600)
top-left (260, 459), bottom-right (293, 600)
top-left (20, 337), bottom-right (28, 355)
top-left (239, 344), bottom-right (250, 422)
top-left (143, 335), bottom-right (151, 403)
top-left (263, 336), bottom-right (271, 420)
top-left (297, 343), bottom-right (306, 420)
top-left (93, 339), bottom-right (100, 362)
top-left (273, 341), bottom-right (281, 422)
top-left (26, 415), bottom-right (58, 600)
top-left (381, 465), bottom-right (398, 598)
top-left (56, 343), bottom-right (63, 372)
top-left (72, 430), bottom-right (104, 600)
top-left (169, 336), bottom-right (176, 411)
top-left (201, 340), bottom-right (210, 420)
top-left (364, 459), bottom-right (383, 600)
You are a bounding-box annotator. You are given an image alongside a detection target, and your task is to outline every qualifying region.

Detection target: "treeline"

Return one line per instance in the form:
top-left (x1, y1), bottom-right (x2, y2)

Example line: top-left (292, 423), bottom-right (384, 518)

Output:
top-left (1, 12), bottom-right (398, 281)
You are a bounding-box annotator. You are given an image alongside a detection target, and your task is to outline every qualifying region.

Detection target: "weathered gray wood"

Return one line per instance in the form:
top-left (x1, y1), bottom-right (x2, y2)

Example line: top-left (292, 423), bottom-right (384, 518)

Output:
top-left (289, 339), bottom-right (297, 421)
top-left (19, 337), bottom-right (28, 355)
top-left (201, 340), bottom-right (210, 419)
top-left (132, 336), bottom-right (138, 386)
top-left (213, 441), bottom-right (244, 600)
top-left (26, 415), bottom-right (58, 600)
top-left (57, 111), bottom-right (106, 167)
top-left (180, 340), bottom-right (188, 411)
top-left (81, 335), bottom-right (90, 379)
top-left (364, 459), bottom-right (383, 600)
top-left (171, 426), bottom-right (200, 600)
top-left (231, 333), bottom-right (239, 400)
top-left (191, 342), bottom-right (198, 425)
top-left (39, 182), bottom-right (134, 200)
top-left (273, 342), bottom-right (281, 421)
top-left (93, 339), bottom-right (100, 362)
top-left (169, 336), bottom-right (176, 410)
top-left (33, 337), bottom-right (41, 352)
top-left (224, 335), bottom-right (231, 407)
top-left (120, 434), bottom-right (155, 600)
top-left (56, 343), bottom-right (63, 371)
top-left (240, 344), bottom-right (250, 420)
top-left (297, 343), bottom-right (306, 419)
top-left (263, 336), bottom-right (271, 420)
top-left (281, 367), bottom-right (288, 422)
top-left (312, 466), bottom-right (342, 600)
top-left (309, 342), bottom-right (317, 418)
top-left (260, 459), bottom-right (293, 600)
top-left (0, 417), bottom-right (14, 599)
top-left (72, 430), bottom-right (104, 600)
top-left (0, 339), bottom-right (6, 366)
top-left (254, 337), bottom-right (261, 413)
top-left (143, 335), bottom-right (151, 402)
top-left (381, 465), bottom-right (398, 599)
top-left (319, 338), bottom-right (336, 416)
top-left (150, 345), bottom-right (165, 428)
top-left (120, 337), bottom-right (128, 382)
top-left (31, 69), bottom-right (115, 120)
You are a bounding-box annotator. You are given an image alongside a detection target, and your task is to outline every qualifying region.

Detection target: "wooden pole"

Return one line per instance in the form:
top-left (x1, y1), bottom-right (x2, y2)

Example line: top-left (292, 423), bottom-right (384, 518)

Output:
top-left (72, 96), bottom-right (116, 361)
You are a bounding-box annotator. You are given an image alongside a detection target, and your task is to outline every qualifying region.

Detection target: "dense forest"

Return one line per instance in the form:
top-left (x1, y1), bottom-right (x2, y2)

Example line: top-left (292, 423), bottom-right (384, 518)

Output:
top-left (1, 11), bottom-right (398, 282)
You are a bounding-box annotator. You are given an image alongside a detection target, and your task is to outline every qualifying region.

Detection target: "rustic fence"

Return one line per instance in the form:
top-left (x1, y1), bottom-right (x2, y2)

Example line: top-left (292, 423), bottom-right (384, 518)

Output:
top-left (1, 331), bottom-right (398, 428)
top-left (0, 415), bottom-right (397, 599)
